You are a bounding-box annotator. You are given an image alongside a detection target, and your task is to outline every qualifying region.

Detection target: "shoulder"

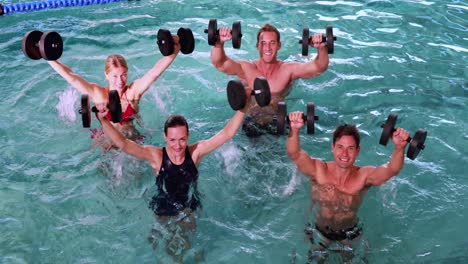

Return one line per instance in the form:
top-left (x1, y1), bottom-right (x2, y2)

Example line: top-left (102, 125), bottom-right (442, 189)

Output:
top-left (240, 60), bottom-right (257, 69)
top-left (188, 142), bottom-right (203, 165)
top-left (280, 61), bottom-right (300, 71)
top-left (90, 86), bottom-right (110, 101)
top-left (149, 145), bottom-right (164, 159)
top-left (123, 83), bottom-right (139, 97)
top-left (188, 142), bottom-right (201, 155)
top-left (357, 165), bottom-right (377, 181)
top-left (143, 145), bottom-right (163, 172)
top-left (92, 84), bottom-right (107, 92)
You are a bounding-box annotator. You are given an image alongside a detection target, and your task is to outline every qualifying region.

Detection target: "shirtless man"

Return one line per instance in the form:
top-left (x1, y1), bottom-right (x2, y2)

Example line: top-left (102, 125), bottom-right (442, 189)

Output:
top-left (95, 95), bottom-right (249, 262)
top-left (286, 112), bottom-right (409, 261)
top-left (211, 23), bottom-right (329, 137)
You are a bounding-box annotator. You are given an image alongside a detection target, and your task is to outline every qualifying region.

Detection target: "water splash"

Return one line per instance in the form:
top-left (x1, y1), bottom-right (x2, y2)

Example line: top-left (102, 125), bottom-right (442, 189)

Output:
top-left (217, 142), bottom-right (242, 177)
top-left (282, 167), bottom-right (302, 197)
top-left (56, 87), bottom-right (79, 124)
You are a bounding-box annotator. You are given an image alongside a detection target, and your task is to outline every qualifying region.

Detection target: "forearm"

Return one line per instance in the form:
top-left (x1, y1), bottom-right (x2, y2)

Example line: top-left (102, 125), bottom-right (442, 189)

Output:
top-left (99, 117), bottom-right (128, 149)
top-left (223, 110), bottom-right (246, 139)
top-left (286, 129), bottom-right (301, 160)
top-left (151, 53), bottom-right (177, 78)
top-left (313, 46), bottom-right (329, 73)
top-left (387, 146), bottom-right (405, 175)
top-left (210, 43), bottom-right (228, 70)
top-left (133, 53), bottom-right (178, 95)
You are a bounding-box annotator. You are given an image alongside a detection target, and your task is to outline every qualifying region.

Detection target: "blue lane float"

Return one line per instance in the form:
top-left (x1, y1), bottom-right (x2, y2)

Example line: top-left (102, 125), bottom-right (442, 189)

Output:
top-left (1, 0), bottom-right (127, 16)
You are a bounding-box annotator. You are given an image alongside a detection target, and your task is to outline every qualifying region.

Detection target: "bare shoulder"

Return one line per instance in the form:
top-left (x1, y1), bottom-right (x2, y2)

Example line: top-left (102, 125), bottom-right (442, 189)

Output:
top-left (358, 165), bottom-right (378, 179)
top-left (315, 159), bottom-right (330, 173)
top-left (322, 161), bottom-right (333, 172)
top-left (146, 145), bottom-right (164, 170)
top-left (144, 145), bottom-right (163, 158)
top-left (188, 142), bottom-right (203, 165)
top-left (91, 85), bottom-right (110, 102)
top-left (188, 142), bottom-right (201, 154)
top-left (280, 60), bottom-right (300, 69)
top-left (123, 82), bottom-right (139, 99)
top-left (240, 60), bottom-right (257, 69)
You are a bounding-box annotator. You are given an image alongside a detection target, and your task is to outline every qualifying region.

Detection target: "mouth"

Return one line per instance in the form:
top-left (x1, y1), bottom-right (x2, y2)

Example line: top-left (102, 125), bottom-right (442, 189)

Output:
top-left (339, 157), bottom-right (349, 162)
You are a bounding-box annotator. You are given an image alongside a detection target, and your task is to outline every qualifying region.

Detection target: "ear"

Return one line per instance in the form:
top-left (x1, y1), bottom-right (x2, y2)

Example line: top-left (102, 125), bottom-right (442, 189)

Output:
top-left (278, 41), bottom-right (282, 50)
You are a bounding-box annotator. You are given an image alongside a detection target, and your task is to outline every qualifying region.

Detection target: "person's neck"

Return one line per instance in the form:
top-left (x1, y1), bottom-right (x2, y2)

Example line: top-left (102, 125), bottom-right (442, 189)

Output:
top-left (333, 164), bottom-right (355, 186)
top-left (109, 85), bottom-right (127, 94)
top-left (166, 148), bottom-right (185, 165)
top-left (257, 59), bottom-right (279, 78)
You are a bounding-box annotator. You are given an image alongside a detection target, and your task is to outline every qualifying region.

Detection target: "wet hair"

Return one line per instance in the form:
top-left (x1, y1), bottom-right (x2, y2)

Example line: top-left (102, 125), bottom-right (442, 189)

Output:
top-left (333, 124), bottom-right (360, 147)
top-left (256, 23), bottom-right (281, 46)
top-left (164, 115), bottom-right (189, 135)
top-left (104, 54), bottom-right (128, 75)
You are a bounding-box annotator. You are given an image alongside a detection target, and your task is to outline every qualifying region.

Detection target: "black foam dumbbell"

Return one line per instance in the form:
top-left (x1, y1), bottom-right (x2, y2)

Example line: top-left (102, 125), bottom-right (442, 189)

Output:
top-left (275, 101), bottom-right (319, 135)
top-left (226, 77), bottom-right (271, 111)
top-left (380, 113), bottom-right (427, 160)
top-left (157, 27), bottom-right (195, 56)
top-left (205, 19), bottom-right (242, 49)
top-left (299, 26), bottom-right (337, 55)
top-left (22, 30), bottom-right (63, 60)
top-left (79, 90), bottom-right (122, 128)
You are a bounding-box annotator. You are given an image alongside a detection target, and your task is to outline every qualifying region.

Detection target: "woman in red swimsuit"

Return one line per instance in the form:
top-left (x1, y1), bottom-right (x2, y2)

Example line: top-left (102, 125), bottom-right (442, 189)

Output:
top-left (46, 36), bottom-right (181, 148)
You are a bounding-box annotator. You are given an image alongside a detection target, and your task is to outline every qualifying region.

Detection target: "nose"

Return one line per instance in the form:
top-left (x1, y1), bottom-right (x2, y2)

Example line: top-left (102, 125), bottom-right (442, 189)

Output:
top-left (342, 149), bottom-right (349, 156)
top-left (174, 141), bottom-right (181, 149)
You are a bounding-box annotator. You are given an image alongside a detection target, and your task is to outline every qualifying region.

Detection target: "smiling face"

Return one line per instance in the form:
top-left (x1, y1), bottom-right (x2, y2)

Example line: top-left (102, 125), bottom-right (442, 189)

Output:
top-left (104, 54), bottom-right (128, 90)
top-left (164, 126), bottom-right (189, 158)
top-left (163, 115), bottom-right (190, 159)
top-left (332, 135), bottom-right (360, 169)
top-left (257, 31), bottom-right (281, 64)
top-left (105, 66), bottom-right (128, 90)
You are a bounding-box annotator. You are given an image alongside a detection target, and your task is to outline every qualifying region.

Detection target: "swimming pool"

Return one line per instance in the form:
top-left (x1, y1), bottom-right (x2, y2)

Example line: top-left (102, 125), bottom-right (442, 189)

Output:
top-left (1, 0), bottom-right (467, 263)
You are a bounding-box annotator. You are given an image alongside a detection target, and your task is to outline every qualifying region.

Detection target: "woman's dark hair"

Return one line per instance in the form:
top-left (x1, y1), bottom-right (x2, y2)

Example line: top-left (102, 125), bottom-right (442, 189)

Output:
top-left (164, 115), bottom-right (189, 135)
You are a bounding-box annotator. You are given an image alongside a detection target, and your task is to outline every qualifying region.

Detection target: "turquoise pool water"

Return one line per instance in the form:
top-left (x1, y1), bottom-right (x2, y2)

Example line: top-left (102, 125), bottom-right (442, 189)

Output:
top-left (1, 0), bottom-right (467, 263)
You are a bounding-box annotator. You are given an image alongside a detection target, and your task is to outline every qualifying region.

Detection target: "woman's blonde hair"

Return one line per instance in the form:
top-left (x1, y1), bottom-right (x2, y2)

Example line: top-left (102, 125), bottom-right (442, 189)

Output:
top-left (104, 54), bottom-right (128, 74)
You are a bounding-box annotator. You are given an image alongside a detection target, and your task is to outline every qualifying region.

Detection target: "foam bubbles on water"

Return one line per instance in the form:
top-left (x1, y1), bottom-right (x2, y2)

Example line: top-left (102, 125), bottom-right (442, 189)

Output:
top-left (56, 87), bottom-right (79, 123)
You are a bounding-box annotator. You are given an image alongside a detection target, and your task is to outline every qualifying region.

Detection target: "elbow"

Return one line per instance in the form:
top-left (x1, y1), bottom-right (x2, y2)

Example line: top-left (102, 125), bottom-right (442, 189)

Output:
top-left (224, 130), bottom-right (237, 141)
top-left (211, 60), bottom-right (224, 71)
top-left (389, 167), bottom-right (402, 178)
top-left (286, 149), bottom-right (300, 161)
top-left (317, 63), bottom-right (328, 74)
top-left (114, 137), bottom-right (129, 151)
top-left (210, 56), bottom-right (227, 72)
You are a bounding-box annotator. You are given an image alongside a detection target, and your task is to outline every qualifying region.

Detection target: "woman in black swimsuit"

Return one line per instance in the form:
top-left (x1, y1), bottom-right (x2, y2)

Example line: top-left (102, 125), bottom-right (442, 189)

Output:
top-left (95, 94), bottom-right (250, 262)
